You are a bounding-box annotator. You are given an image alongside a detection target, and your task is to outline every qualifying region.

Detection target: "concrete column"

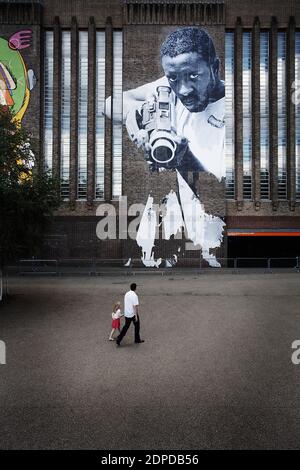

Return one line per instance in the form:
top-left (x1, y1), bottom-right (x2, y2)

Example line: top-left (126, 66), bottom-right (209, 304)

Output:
top-left (87, 17), bottom-right (96, 207)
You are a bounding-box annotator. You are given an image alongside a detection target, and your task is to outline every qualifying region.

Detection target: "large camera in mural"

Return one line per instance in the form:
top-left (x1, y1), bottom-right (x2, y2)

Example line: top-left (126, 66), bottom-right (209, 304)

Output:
top-left (126, 85), bottom-right (185, 170)
top-left (141, 86), bottom-right (179, 169)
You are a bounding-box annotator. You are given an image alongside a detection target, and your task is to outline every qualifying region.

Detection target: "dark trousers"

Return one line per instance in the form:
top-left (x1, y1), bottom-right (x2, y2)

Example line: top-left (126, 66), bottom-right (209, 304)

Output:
top-left (117, 315), bottom-right (141, 344)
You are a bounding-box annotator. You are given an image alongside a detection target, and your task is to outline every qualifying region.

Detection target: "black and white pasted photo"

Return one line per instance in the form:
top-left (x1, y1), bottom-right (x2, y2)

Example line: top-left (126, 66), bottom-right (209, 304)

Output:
top-left (107, 27), bottom-right (226, 268)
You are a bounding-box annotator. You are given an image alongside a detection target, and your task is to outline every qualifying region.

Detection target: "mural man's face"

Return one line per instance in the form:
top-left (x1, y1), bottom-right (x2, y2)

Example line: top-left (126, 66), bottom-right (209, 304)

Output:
top-left (162, 51), bottom-right (216, 113)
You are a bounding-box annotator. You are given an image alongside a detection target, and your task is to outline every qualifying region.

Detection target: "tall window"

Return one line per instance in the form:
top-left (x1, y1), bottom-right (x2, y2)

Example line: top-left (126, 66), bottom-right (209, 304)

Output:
top-left (61, 31), bottom-right (71, 199)
top-left (296, 32), bottom-right (300, 200)
top-left (225, 32), bottom-right (235, 199)
top-left (242, 32), bottom-right (252, 200)
top-left (260, 32), bottom-right (270, 199)
top-left (277, 32), bottom-right (287, 200)
top-left (95, 32), bottom-right (106, 199)
top-left (77, 31), bottom-right (88, 200)
top-left (44, 31), bottom-right (54, 172)
top-left (112, 31), bottom-right (123, 198)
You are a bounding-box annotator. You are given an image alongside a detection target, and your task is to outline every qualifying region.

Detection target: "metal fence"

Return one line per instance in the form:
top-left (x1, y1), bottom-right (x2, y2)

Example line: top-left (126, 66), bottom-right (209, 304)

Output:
top-left (15, 257), bottom-right (300, 276)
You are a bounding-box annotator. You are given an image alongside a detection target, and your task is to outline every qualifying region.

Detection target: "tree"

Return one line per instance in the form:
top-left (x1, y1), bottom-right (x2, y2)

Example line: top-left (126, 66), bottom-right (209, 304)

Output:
top-left (0, 108), bottom-right (60, 265)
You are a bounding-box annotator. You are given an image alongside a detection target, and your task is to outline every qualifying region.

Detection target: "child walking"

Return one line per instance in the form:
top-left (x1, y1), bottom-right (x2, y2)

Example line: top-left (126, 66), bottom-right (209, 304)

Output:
top-left (109, 301), bottom-right (123, 341)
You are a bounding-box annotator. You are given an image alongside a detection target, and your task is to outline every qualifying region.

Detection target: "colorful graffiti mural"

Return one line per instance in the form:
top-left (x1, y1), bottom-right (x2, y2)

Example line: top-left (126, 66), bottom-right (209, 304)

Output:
top-left (0, 30), bottom-right (36, 121)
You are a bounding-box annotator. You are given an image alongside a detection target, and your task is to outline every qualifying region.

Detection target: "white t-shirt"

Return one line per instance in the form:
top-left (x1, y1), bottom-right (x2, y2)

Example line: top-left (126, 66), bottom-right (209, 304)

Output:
top-left (175, 93), bottom-right (225, 181)
top-left (124, 290), bottom-right (139, 318)
top-left (112, 308), bottom-right (122, 320)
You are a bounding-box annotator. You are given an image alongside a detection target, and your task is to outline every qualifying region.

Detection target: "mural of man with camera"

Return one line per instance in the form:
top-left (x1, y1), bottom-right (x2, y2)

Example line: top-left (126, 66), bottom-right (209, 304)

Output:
top-left (123, 27), bottom-right (225, 182)
top-left (106, 27), bottom-right (226, 268)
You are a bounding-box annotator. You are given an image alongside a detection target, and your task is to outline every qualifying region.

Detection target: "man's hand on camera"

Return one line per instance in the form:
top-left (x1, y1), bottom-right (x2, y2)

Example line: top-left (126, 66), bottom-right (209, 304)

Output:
top-left (125, 107), bottom-right (144, 145)
top-left (125, 92), bottom-right (157, 145)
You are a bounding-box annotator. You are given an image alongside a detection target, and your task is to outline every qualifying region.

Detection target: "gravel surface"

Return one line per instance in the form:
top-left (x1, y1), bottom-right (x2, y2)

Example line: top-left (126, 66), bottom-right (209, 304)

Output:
top-left (0, 273), bottom-right (300, 449)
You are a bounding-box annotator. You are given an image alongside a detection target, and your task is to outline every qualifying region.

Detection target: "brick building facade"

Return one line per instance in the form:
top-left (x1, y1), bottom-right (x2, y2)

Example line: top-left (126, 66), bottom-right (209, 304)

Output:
top-left (1, 0), bottom-right (300, 263)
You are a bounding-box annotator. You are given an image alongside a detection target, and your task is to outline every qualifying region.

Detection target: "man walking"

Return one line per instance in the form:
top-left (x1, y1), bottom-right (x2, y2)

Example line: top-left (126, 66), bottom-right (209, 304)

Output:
top-left (116, 283), bottom-right (145, 346)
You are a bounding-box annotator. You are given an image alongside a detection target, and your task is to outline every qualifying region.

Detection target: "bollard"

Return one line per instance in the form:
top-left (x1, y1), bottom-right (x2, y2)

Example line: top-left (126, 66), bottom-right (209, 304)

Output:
top-left (234, 258), bottom-right (238, 274)
top-left (0, 340), bottom-right (6, 365)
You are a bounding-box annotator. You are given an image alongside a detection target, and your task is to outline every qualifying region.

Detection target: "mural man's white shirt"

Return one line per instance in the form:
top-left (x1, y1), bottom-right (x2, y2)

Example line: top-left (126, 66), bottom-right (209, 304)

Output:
top-left (176, 95), bottom-right (225, 181)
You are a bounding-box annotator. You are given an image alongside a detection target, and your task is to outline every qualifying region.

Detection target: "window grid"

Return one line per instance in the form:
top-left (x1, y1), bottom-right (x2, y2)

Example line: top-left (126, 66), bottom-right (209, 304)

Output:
top-left (60, 31), bottom-right (71, 199)
top-left (95, 32), bottom-right (106, 199)
top-left (242, 32), bottom-right (252, 200)
top-left (260, 32), bottom-right (270, 199)
top-left (277, 31), bottom-right (287, 200)
top-left (44, 31), bottom-right (54, 172)
top-left (296, 32), bottom-right (300, 200)
top-left (225, 32), bottom-right (235, 199)
top-left (77, 31), bottom-right (88, 200)
top-left (112, 31), bottom-right (123, 198)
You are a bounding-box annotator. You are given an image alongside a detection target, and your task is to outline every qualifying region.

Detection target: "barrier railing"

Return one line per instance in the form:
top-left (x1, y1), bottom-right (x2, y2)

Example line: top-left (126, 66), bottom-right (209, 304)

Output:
top-left (16, 257), bottom-right (300, 276)
top-left (0, 270), bottom-right (2, 301)
top-left (269, 257), bottom-right (299, 270)
top-left (19, 259), bottom-right (58, 275)
top-left (58, 258), bottom-right (95, 275)
top-left (236, 257), bottom-right (267, 268)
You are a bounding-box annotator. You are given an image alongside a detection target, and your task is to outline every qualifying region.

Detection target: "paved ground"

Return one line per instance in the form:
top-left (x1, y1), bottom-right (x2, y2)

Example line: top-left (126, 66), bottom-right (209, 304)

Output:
top-left (0, 273), bottom-right (300, 449)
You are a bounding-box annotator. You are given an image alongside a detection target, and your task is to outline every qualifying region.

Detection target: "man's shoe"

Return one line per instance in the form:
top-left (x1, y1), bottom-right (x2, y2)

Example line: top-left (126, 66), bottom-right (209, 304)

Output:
top-left (116, 341), bottom-right (120, 347)
top-left (135, 340), bottom-right (145, 344)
